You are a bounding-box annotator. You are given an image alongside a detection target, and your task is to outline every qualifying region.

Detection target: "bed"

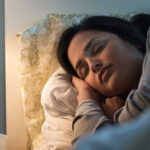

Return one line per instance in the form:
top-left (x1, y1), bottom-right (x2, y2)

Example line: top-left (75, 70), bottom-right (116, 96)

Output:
top-left (16, 11), bottom-right (150, 150)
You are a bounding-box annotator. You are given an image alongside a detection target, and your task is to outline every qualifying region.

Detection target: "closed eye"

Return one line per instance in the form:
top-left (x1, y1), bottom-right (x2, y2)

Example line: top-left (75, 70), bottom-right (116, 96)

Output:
top-left (85, 43), bottom-right (106, 57)
top-left (78, 63), bottom-right (89, 80)
top-left (92, 44), bottom-right (105, 56)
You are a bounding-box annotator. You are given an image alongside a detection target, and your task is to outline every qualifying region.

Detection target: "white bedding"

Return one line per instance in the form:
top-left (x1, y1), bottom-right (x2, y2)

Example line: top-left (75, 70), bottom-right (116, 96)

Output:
top-left (41, 67), bottom-right (78, 150)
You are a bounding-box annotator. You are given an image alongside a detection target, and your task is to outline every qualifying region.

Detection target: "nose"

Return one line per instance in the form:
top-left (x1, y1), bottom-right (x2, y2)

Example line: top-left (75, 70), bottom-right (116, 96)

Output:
top-left (91, 63), bottom-right (102, 73)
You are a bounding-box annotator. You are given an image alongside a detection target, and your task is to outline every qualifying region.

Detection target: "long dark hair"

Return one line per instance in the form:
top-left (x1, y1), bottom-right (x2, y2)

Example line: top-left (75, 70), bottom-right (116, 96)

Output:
top-left (57, 14), bottom-right (150, 77)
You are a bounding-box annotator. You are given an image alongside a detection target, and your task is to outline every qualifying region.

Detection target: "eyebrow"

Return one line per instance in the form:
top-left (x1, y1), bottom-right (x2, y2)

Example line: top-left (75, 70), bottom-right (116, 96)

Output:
top-left (75, 36), bottom-right (99, 71)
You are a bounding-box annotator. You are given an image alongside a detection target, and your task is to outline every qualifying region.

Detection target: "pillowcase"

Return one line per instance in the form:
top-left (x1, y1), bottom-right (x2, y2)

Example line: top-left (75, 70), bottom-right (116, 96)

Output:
top-left (17, 14), bottom-right (88, 150)
top-left (41, 67), bottom-right (78, 150)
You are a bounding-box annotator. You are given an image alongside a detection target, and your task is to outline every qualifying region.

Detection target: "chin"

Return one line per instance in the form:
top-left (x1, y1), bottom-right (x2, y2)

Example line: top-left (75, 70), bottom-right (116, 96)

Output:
top-left (98, 88), bottom-right (115, 98)
top-left (103, 91), bottom-right (115, 98)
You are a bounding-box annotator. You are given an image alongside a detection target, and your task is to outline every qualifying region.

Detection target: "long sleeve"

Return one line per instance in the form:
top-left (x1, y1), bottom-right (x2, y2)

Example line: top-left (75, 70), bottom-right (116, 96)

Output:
top-left (72, 100), bottom-right (111, 146)
top-left (72, 107), bottom-right (150, 150)
top-left (114, 27), bottom-right (150, 123)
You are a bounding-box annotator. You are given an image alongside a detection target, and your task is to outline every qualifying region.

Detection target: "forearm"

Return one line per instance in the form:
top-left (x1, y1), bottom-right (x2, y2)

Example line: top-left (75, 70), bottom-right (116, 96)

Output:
top-left (114, 84), bottom-right (150, 123)
top-left (72, 100), bottom-right (111, 146)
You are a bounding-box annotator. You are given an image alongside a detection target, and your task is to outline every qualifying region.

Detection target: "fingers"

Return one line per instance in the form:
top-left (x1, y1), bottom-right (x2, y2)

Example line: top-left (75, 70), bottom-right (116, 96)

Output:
top-left (104, 96), bottom-right (125, 113)
top-left (100, 96), bottom-right (125, 122)
top-left (72, 76), bottom-right (80, 91)
top-left (72, 76), bottom-right (90, 91)
top-left (72, 76), bottom-right (80, 87)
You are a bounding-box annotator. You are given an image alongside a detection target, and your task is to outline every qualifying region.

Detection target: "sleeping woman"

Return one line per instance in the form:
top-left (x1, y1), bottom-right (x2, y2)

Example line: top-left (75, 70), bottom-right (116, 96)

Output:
top-left (56, 14), bottom-right (150, 145)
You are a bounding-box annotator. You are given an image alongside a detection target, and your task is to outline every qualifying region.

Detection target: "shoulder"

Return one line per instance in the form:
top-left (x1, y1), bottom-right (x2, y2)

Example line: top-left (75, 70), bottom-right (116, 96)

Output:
top-left (147, 26), bottom-right (150, 40)
top-left (146, 26), bottom-right (150, 52)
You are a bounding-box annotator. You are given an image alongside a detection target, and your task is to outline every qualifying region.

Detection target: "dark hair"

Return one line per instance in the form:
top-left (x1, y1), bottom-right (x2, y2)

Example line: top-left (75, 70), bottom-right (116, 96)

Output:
top-left (131, 13), bottom-right (150, 38)
top-left (57, 14), bottom-right (150, 76)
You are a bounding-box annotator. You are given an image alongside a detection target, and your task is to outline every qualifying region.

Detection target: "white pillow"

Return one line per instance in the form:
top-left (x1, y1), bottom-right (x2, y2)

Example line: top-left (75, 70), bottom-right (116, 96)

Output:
top-left (41, 67), bottom-right (78, 150)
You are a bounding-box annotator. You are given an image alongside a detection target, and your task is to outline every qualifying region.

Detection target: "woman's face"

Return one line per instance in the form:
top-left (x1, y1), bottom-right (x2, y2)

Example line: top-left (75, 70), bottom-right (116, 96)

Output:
top-left (67, 31), bottom-right (144, 98)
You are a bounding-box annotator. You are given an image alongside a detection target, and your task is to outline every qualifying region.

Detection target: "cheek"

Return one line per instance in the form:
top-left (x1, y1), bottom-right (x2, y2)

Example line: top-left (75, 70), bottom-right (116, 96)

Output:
top-left (85, 75), bottom-right (98, 91)
top-left (98, 46), bottom-right (117, 62)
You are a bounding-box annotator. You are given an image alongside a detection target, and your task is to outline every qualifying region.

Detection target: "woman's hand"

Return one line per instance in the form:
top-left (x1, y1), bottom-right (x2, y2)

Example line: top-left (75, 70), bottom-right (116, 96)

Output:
top-left (101, 96), bottom-right (125, 122)
top-left (72, 76), bottom-right (105, 105)
top-left (72, 76), bottom-right (125, 122)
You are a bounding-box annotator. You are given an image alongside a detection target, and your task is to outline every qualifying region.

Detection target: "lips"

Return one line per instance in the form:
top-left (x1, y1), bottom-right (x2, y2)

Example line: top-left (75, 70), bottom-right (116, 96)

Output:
top-left (99, 65), bottom-right (112, 84)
